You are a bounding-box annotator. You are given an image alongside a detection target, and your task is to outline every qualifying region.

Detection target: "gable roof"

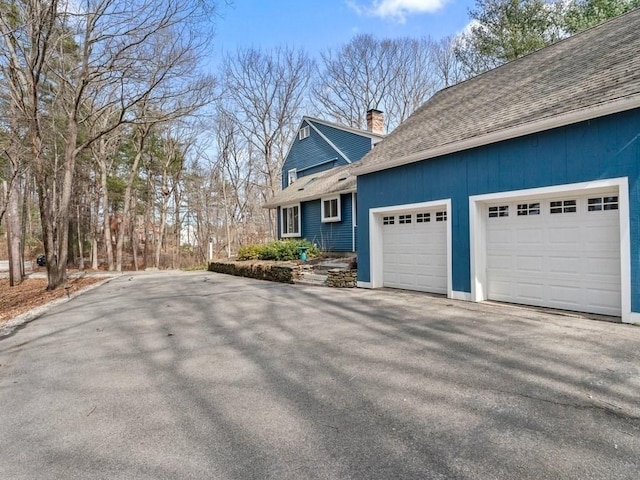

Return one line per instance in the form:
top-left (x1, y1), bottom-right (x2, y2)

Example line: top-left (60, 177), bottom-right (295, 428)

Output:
top-left (282, 116), bottom-right (385, 170)
top-left (263, 164), bottom-right (355, 209)
top-left (352, 9), bottom-right (640, 175)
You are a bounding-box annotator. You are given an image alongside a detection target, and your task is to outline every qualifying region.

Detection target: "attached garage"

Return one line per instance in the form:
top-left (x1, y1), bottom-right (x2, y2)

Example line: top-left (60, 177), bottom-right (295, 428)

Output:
top-left (354, 13), bottom-right (639, 323)
top-left (382, 208), bottom-right (448, 293)
top-left (471, 182), bottom-right (626, 317)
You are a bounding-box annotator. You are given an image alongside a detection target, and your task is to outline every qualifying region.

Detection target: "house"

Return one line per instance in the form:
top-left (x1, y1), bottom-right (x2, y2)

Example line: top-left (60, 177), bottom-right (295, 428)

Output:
top-left (264, 112), bottom-right (384, 252)
top-left (351, 9), bottom-right (640, 323)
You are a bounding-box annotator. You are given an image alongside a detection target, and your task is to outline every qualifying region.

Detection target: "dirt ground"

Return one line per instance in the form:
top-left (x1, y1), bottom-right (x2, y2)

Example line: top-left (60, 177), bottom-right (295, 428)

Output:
top-left (0, 276), bottom-right (105, 326)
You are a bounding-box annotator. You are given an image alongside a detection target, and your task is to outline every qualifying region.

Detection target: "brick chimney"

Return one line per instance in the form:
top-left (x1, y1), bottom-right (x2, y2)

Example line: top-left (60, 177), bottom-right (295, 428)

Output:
top-left (366, 109), bottom-right (384, 135)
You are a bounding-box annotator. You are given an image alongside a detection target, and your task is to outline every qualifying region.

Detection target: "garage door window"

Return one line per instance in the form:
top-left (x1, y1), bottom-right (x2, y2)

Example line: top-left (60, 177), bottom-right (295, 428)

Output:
top-left (436, 211), bottom-right (447, 222)
top-left (588, 196), bottom-right (619, 212)
top-left (416, 213), bottom-right (431, 222)
top-left (383, 216), bottom-right (395, 225)
top-left (550, 199), bottom-right (577, 214)
top-left (399, 214), bottom-right (412, 224)
top-left (517, 203), bottom-right (540, 216)
top-left (488, 206), bottom-right (509, 218)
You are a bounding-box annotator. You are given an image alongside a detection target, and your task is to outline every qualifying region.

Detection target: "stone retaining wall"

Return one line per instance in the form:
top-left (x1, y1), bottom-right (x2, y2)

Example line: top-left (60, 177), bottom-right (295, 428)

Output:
top-left (209, 261), bottom-right (301, 284)
top-left (326, 269), bottom-right (357, 288)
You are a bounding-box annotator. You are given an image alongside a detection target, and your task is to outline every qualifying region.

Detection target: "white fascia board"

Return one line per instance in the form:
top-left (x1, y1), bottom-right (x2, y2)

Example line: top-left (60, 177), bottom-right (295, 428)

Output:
top-left (353, 95), bottom-right (640, 176)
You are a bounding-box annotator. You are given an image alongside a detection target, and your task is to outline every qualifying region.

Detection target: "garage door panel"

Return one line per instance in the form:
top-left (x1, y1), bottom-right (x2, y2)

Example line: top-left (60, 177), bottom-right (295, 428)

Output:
top-left (487, 253), bottom-right (512, 271)
top-left (515, 283), bottom-right (545, 301)
top-left (548, 256), bottom-right (581, 274)
top-left (516, 255), bottom-right (544, 272)
top-left (487, 228), bottom-right (511, 245)
top-left (486, 193), bottom-right (621, 316)
top-left (548, 227), bottom-right (583, 244)
top-left (516, 228), bottom-right (543, 244)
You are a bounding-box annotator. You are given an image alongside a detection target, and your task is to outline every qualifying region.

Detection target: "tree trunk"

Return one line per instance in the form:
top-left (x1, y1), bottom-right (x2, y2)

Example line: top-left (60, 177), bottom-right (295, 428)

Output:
top-left (99, 160), bottom-right (114, 271)
top-left (116, 148), bottom-right (144, 272)
top-left (6, 178), bottom-right (23, 286)
top-left (77, 205), bottom-right (84, 271)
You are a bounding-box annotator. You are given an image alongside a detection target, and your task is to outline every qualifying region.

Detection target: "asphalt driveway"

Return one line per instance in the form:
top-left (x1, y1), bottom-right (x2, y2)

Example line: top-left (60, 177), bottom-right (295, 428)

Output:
top-left (1, 271), bottom-right (638, 479)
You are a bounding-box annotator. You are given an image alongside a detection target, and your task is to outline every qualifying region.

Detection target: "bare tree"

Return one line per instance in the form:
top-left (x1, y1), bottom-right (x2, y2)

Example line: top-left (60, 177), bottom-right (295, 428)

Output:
top-left (220, 47), bottom-right (313, 237)
top-left (314, 35), bottom-right (440, 132)
top-left (0, 0), bottom-right (218, 288)
top-left (0, 0), bottom-right (59, 286)
top-left (431, 35), bottom-right (466, 88)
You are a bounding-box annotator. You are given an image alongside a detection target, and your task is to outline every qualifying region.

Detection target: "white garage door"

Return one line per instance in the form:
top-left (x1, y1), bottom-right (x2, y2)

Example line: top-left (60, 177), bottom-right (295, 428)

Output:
top-left (486, 192), bottom-right (621, 315)
top-left (382, 209), bottom-right (447, 294)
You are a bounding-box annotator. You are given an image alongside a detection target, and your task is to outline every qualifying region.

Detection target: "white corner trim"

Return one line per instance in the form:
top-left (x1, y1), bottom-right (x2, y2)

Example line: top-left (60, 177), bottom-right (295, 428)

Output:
top-left (369, 199), bottom-right (453, 299)
top-left (625, 312), bottom-right (640, 325)
top-left (357, 281), bottom-right (373, 288)
top-left (451, 291), bottom-right (472, 301)
top-left (353, 95), bottom-right (640, 176)
top-left (469, 178), bottom-right (632, 322)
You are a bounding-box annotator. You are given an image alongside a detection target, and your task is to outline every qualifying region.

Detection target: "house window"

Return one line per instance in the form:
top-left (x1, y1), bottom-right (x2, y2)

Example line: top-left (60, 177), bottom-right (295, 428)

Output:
top-left (383, 216), bottom-right (395, 225)
top-left (399, 214), bottom-right (412, 224)
top-left (281, 204), bottom-right (300, 237)
top-left (588, 196), bottom-right (619, 212)
top-left (287, 169), bottom-right (297, 185)
top-left (550, 199), bottom-right (577, 214)
top-left (321, 196), bottom-right (341, 222)
top-left (436, 211), bottom-right (447, 222)
top-left (488, 206), bottom-right (509, 218)
top-left (298, 125), bottom-right (310, 140)
top-left (416, 212), bottom-right (430, 223)
top-left (517, 203), bottom-right (540, 216)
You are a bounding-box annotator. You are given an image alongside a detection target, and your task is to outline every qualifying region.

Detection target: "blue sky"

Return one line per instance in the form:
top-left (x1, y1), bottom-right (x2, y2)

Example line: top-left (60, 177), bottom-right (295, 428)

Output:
top-left (211, 0), bottom-right (475, 61)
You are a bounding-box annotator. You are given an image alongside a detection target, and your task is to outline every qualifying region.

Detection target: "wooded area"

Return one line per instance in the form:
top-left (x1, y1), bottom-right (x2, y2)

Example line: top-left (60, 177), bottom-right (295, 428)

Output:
top-left (1, 0), bottom-right (636, 290)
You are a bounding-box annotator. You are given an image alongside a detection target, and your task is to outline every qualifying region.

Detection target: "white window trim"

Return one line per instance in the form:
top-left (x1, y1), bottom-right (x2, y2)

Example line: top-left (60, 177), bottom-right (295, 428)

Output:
top-left (360, 199), bottom-right (453, 300)
top-left (281, 204), bottom-right (301, 238)
top-left (469, 177), bottom-right (632, 323)
top-left (321, 195), bottom-right (341, 223)
top-left (287, 168), bottom-right (297, 186)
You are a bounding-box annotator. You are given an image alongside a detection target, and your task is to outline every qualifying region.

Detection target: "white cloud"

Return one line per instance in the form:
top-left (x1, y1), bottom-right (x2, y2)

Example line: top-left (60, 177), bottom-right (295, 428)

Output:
top-left (348, 0), bottom-right (447, 23)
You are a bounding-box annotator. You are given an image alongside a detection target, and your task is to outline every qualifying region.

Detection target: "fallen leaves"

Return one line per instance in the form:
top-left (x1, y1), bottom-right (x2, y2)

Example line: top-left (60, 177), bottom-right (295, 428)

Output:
top-left (0, 276), bottom-right (105, 325)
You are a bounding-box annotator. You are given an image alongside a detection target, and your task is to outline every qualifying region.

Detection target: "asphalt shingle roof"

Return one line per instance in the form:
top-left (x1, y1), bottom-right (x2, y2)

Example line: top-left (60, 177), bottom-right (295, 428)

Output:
top-left (263, 164), bottom-right (355, 208)
top-left (352, 9), bottom-right (640, 175)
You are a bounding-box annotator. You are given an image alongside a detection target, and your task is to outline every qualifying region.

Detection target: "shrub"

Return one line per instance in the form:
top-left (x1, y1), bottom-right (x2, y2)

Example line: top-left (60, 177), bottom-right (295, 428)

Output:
top-left (237, 239), bottom-right (320, 261)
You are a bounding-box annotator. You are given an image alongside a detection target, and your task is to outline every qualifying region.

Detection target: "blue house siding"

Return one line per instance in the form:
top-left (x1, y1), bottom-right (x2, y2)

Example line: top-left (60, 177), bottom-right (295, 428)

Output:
top-left (301, 194), bottom-right (354, 252)
top-left (282, 125), bottom-right (348, 189)
top-left (357, 109), bottom-right (640, 309)
top-left (312, 122), bottom-right (374, 165)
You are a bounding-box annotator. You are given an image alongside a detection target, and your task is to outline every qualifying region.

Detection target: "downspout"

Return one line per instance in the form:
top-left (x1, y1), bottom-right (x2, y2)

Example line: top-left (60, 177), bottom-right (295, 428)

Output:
top-left (352, 192), bottom-right (356, 253)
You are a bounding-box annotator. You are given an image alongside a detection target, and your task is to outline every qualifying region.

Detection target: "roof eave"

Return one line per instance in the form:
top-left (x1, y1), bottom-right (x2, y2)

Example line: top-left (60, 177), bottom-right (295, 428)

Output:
top-left (262, 186), bottom-right (356, 209)
top-left (352, 94), bottom-right (640, 176)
